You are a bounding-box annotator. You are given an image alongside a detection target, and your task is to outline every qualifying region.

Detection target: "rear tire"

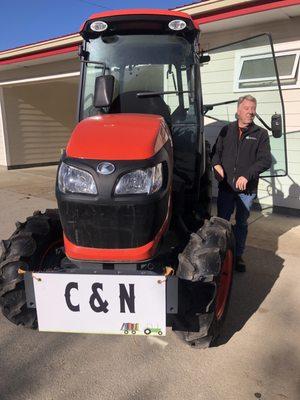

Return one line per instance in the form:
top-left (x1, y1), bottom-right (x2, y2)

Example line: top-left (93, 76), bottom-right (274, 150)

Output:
top-left (175, 217), bottom-right (235, 348)
top-left (0, 210), bottom-right (63, 328)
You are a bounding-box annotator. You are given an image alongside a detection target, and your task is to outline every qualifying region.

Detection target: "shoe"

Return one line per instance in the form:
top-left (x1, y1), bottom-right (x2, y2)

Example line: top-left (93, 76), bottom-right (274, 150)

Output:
top-left (235, 256), bottom-right (246, 273)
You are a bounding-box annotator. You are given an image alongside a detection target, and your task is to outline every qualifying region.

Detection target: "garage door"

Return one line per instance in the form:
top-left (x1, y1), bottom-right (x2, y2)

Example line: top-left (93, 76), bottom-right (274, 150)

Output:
top-left (3, 76), bottom-right (79, 167)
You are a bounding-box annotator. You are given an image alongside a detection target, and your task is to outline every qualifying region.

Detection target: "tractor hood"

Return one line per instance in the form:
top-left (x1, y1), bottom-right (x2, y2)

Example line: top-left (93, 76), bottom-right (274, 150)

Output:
top-left (66, 114), bottom-right (171, 160)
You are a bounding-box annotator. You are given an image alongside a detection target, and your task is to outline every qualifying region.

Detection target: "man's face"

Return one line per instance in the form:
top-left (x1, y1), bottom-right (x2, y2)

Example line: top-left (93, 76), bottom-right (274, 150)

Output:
top-left (237, 100), bottom-right (256, 126)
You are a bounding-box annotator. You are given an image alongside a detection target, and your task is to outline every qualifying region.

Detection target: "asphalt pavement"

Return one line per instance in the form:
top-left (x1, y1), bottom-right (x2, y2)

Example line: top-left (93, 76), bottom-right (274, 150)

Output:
top-left (0, 166), bottom-right (299, 400)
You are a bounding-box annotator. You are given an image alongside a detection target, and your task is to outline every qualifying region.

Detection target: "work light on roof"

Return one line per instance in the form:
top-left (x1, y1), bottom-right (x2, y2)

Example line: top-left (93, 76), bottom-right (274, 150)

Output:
top-left (168, 20), bottom-right (187, 31)
top-left (90, 21), bottom-right (108, 32)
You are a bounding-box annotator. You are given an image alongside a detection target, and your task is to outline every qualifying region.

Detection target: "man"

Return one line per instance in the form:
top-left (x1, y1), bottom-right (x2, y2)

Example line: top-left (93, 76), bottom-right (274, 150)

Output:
top-left (211, 95), bottom-right (272, 272)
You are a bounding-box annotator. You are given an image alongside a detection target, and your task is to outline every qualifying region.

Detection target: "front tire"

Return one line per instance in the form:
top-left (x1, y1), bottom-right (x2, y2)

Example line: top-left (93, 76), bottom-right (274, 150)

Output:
top-left (0, 210), bottom-right (63, 328)
top-left (175, 217), bottom-right (235, 348)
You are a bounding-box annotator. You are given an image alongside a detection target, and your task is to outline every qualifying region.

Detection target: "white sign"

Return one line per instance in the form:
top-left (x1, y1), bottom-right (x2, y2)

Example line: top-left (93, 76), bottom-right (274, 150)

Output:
top-left (33, 273), bottom-right (166, 336)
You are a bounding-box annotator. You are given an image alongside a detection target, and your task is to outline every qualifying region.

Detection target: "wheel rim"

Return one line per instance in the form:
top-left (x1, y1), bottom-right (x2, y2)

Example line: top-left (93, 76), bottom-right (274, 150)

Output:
top-left (39, 240), bottom-right (64, 269)
top-left (215, 249), bottom-right (233, 320)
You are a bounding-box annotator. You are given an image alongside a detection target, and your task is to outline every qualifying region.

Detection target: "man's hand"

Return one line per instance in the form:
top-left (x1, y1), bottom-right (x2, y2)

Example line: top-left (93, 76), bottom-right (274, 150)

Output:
top-left (213, 164), bottom-right (224, 182)
top-left (236, 176), bottom-right (248, 191)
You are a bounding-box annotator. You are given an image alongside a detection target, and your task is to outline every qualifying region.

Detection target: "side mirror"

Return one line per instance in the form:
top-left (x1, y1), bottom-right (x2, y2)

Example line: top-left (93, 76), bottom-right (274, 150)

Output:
top-left (199, 54), bottom-right (211, 64)
top-left (93, 75), bottom-right (115, 108)
top-left (271, 113), bottom-right (282, 138)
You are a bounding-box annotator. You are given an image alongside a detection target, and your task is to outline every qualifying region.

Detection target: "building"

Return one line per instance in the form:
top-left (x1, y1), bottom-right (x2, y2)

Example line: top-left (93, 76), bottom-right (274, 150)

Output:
top-left (0, 0), bottom-right (299, 211)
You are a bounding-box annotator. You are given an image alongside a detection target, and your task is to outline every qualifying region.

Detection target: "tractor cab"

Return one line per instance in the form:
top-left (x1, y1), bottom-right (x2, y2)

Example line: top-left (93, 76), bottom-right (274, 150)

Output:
top-left (79, 10), bottom-right (199, 128)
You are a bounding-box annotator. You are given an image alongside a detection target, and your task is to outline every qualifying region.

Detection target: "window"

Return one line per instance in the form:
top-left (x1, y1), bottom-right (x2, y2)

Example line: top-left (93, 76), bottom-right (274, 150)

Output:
top-left (234, 49), bottom-right (300, 91)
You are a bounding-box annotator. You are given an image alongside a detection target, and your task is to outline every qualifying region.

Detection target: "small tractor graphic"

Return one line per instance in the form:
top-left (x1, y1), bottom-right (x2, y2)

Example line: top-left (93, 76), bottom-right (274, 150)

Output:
top-left (144, 327), bottom-right (163, 336)
top-left (121, 323), bottom-right (140, 334)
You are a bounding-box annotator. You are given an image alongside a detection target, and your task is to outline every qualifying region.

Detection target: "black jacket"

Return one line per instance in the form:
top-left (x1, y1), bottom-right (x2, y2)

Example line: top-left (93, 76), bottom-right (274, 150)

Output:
top-left (211, 121), bottom-right (272, 193)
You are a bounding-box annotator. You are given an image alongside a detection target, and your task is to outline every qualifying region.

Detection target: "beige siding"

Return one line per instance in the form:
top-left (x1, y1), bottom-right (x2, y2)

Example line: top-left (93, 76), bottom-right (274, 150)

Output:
top-left (3, 77), bottom-right (78, 166)
top-left (201, 17), bottom-right (300, 210)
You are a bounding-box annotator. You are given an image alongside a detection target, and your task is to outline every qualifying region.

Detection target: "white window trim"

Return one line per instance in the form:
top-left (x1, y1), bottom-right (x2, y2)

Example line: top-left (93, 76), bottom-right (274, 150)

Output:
top-left (238, 52), bottom-right (299, 82)
top-left (234, 46), bottom-right (300, 92)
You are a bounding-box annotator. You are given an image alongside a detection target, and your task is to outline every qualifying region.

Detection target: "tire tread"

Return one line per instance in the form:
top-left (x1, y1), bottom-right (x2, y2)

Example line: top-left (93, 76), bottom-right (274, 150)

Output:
top-left (0, 209), bottom-right (63, 328)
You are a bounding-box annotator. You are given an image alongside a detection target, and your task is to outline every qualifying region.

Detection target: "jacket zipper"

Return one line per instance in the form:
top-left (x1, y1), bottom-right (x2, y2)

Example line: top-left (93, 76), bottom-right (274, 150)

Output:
top-left (233, 132), bottom-right (242, 186)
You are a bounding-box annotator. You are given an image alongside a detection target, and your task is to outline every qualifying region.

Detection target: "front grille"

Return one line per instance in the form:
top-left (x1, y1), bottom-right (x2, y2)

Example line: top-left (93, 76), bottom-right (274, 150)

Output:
top-left (60, 196), bottom-right (168, 249)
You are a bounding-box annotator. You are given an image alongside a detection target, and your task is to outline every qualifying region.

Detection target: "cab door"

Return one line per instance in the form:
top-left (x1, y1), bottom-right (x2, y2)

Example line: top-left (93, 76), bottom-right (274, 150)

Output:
top-left (200, 34), bottom-right (287, 179)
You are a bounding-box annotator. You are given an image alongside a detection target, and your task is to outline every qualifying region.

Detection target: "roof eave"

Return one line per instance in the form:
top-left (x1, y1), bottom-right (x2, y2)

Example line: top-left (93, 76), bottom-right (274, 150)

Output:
top-left (0, 33), bottom-right (81, 62)
top-left (174, 0), bottom-right (257, 15)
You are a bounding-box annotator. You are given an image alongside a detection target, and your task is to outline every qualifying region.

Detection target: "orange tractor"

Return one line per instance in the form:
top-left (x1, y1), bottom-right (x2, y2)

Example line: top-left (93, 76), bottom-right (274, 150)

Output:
top-left (0, 9), bottom-right (284, 347)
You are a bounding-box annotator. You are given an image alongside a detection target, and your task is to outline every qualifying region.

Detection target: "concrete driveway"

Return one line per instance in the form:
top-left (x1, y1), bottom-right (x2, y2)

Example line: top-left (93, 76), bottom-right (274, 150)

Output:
top-left (0, 166), bottom-right (299, 400)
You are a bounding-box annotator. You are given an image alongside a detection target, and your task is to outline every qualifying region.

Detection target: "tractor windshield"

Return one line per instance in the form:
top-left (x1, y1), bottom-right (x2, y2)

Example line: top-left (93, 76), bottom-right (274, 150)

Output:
top-left (80, 34), bottom-right (198, 125)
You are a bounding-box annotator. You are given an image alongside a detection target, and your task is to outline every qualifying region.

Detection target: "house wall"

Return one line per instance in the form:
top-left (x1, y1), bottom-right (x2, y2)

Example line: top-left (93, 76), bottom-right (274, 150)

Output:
top-left (201, 17), bottom-right (300, 210)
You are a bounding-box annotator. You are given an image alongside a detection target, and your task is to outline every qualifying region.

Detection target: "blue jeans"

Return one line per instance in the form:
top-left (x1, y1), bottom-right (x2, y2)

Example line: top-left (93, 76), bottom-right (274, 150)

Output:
top-left (217, 190), bottom-right (256, 257)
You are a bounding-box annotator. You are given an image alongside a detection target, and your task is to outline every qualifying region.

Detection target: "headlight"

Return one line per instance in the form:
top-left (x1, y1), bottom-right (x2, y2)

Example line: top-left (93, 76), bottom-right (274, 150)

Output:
top-left (115, 163), bottom-right (163, 195)
top-left (58, 162), bottom-right (97, 195)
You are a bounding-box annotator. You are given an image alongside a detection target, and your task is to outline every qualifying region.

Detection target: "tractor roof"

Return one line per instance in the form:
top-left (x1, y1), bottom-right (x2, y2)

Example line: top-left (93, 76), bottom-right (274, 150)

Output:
top-left (81, 9), bottom-right (199, 31)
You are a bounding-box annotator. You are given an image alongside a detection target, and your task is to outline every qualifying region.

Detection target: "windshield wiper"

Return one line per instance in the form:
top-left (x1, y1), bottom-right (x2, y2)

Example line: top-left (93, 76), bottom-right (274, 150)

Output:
top-left (137, 90), bottom-right (192, 97)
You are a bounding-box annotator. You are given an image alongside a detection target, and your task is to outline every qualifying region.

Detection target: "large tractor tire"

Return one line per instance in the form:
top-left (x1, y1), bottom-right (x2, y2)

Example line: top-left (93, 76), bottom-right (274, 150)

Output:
top-left (0, 209), bottom-right (63, 328)
top-left (175, 216), bottom-right (235, 348)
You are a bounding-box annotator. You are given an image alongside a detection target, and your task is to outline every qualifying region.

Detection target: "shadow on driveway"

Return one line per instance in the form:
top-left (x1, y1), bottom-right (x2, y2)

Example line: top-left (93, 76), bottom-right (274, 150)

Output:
top-left (218, 245), bottom-right (284, 345)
